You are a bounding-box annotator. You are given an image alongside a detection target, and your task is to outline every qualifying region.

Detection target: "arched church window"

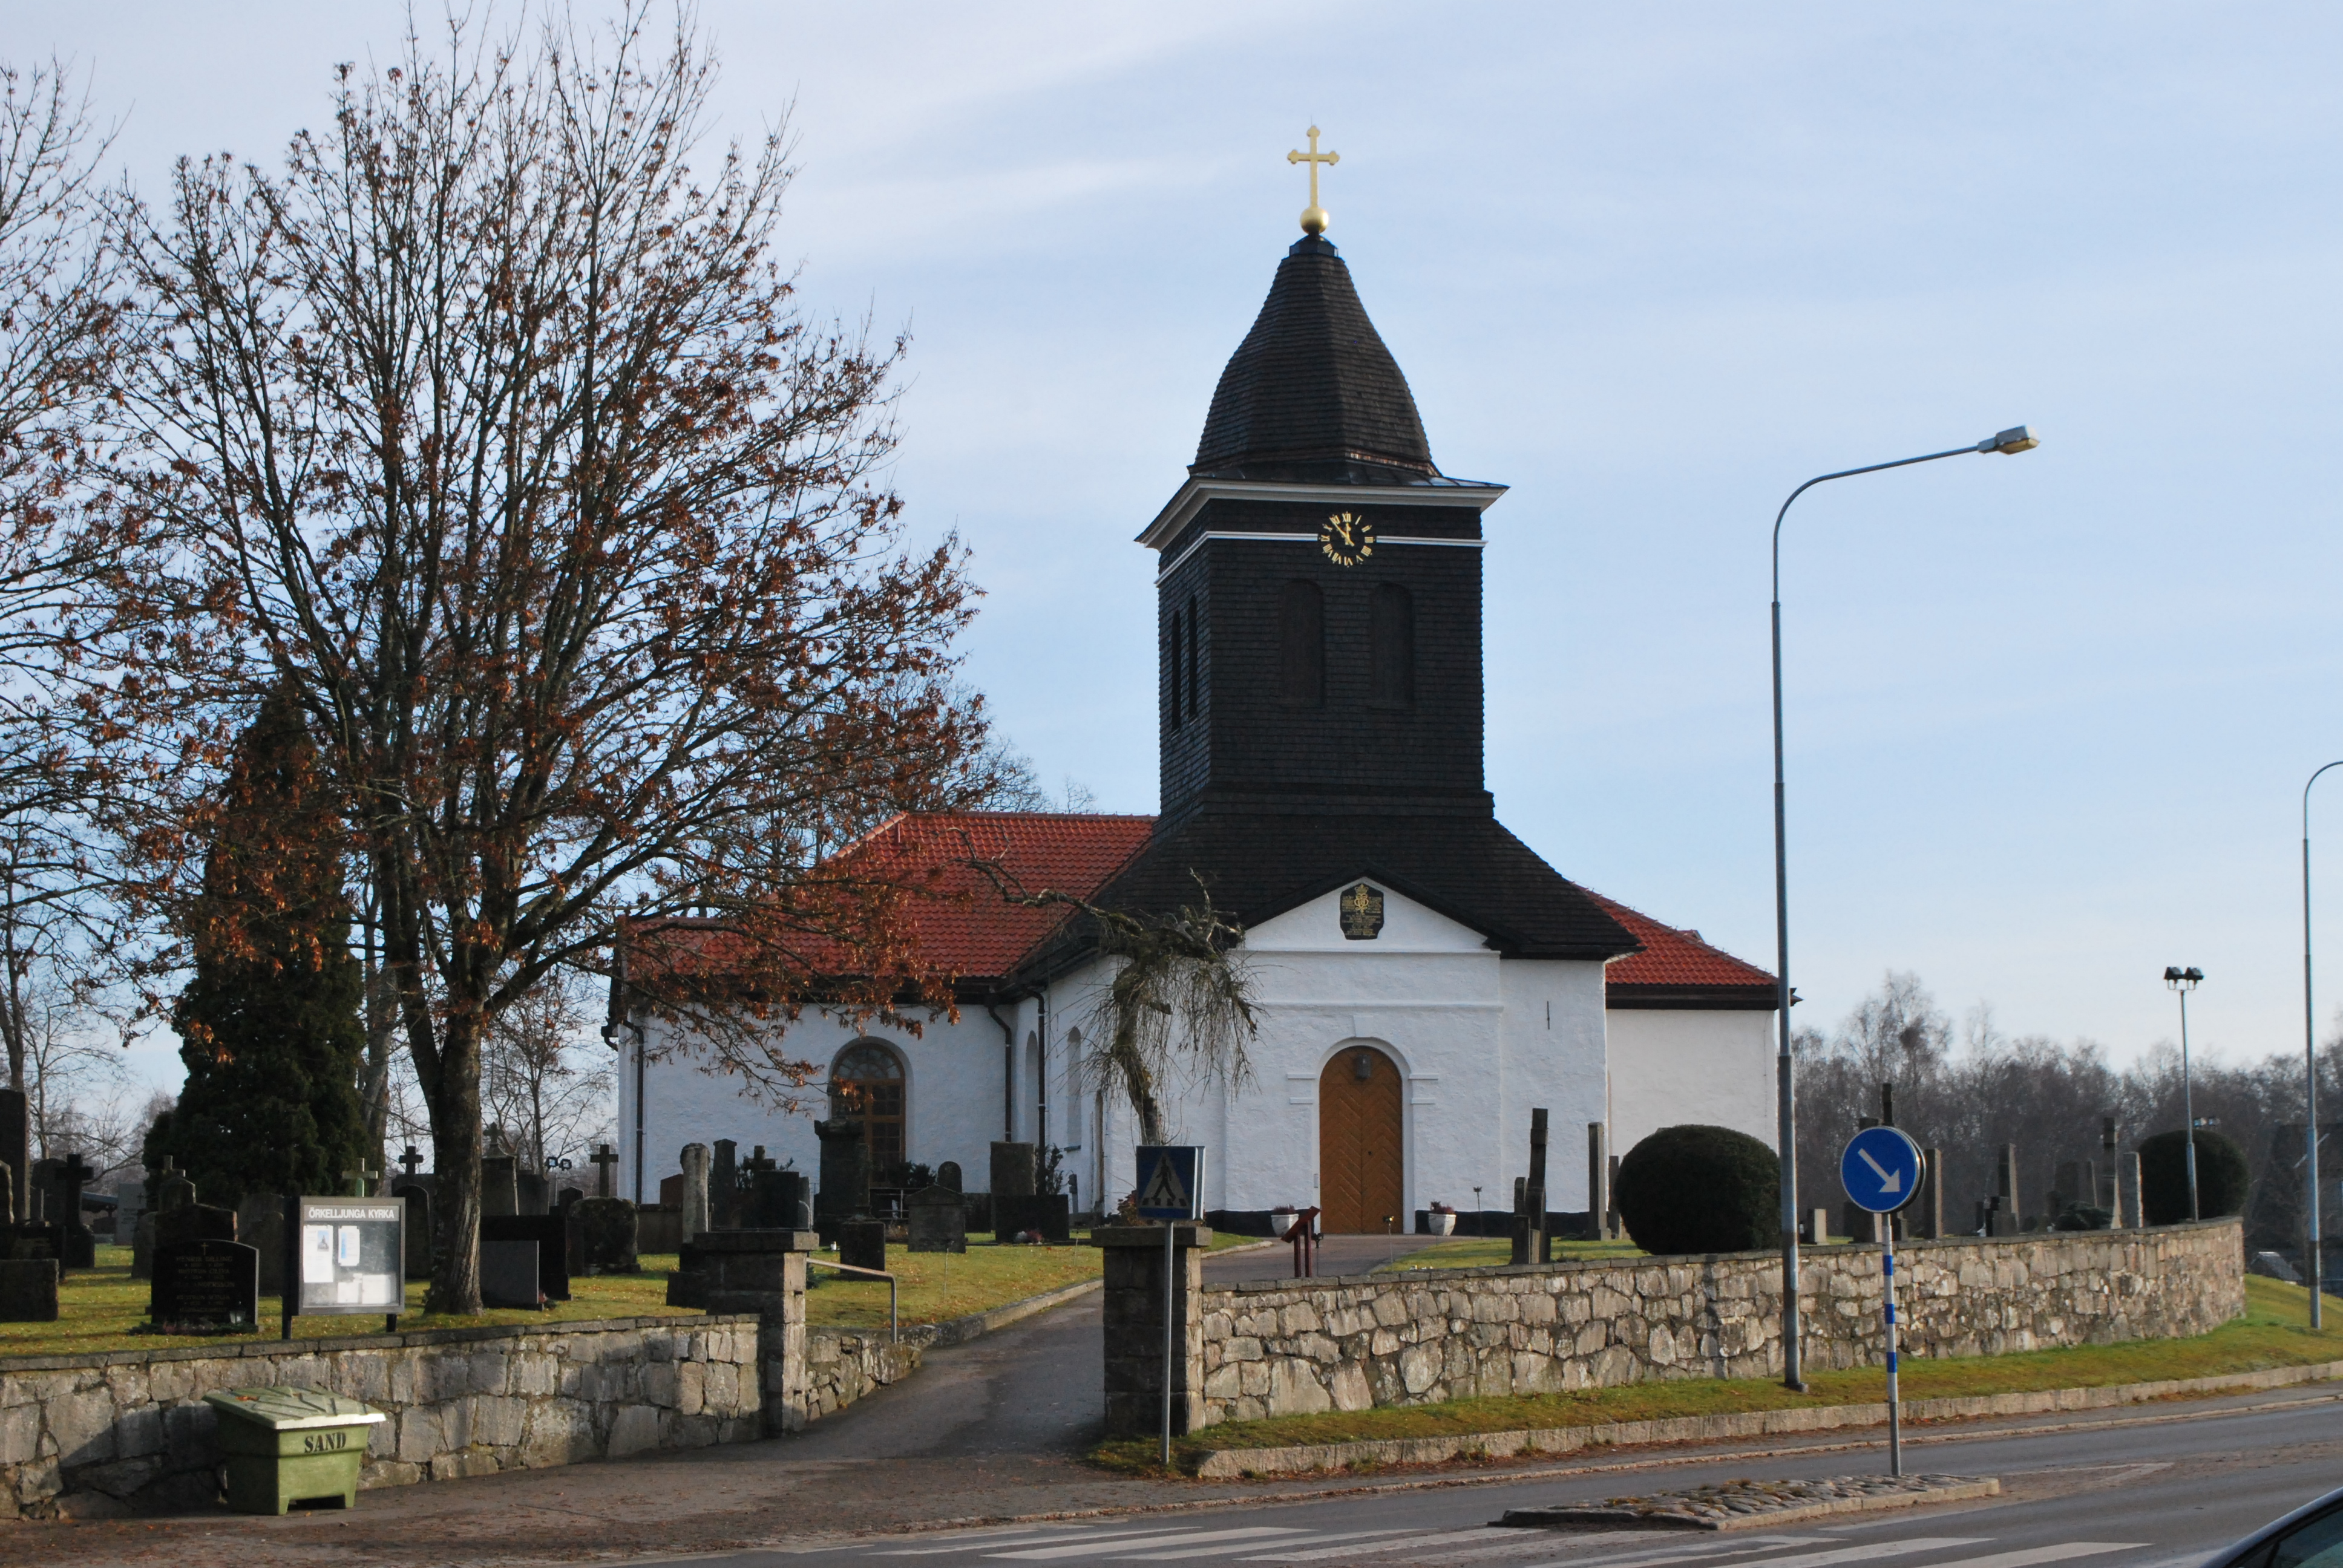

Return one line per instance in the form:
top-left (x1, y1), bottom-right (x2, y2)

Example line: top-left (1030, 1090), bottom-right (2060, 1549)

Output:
top-left (830, 1040), bottom-right (906, 1168)
top-left (1280, 580), bottom-right (1324, 708)
top-left (1369, 583), bottom-right (1414, 708)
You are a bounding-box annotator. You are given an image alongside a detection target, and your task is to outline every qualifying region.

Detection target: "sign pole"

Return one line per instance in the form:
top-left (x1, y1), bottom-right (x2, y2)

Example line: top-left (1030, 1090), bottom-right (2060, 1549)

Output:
top-left (1884, 1223), bottom-right (1901, 1477)
top-left (1161, 1219), bottom-right (1175, 1467)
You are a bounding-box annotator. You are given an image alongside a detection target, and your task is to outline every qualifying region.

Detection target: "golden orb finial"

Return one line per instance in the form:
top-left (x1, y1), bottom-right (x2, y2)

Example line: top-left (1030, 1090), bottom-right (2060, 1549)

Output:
top-left (1286, 125), bottom-right (1339, 236)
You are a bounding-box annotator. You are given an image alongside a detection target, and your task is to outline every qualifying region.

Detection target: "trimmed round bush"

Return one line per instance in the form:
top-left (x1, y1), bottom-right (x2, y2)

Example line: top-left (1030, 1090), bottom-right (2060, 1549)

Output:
top-left (1614, 1124), bottom-right (1780, 1257)
top-left (2137, 1127), bottom-right (2249, 1225)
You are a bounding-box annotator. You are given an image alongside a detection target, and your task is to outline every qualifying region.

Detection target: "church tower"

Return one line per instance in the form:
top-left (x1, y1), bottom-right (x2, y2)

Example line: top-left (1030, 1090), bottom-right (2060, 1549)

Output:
top-left (1098, 158), bottom-right (1637, 965)
top-left (1141, 230), bottom-right (1502, 821)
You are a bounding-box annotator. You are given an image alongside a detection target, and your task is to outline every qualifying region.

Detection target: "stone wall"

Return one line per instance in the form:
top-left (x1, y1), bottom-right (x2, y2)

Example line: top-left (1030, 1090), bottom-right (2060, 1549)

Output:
top-left (0, 1313), bottom-right (762, 1520)
top-left (798, 1329), bottom-right (922, 1424)
top-left (1190, 1220), bottom-right (2245, 1428)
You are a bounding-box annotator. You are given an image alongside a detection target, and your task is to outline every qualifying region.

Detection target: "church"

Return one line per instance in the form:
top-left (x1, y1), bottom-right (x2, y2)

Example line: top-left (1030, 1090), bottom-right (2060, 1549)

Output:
top-left (614, 162), bottom-right (1778, 1232)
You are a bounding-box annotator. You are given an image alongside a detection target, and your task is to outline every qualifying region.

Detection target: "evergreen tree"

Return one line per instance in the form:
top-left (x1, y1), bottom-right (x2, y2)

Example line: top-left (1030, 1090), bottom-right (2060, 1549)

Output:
top-left (162, 682), bottom-right (367, 1207)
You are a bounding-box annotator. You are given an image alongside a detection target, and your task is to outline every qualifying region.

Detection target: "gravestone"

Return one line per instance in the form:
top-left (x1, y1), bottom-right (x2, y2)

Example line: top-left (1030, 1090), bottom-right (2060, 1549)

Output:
top-left (557, 1185), bottom-right (584, 1219)
top-left (906, 1184), bottom-right (966, 1253)
top-left (481, 1214), bottom-right (570, 1300)
top-left (571, 1197), bottom-right (638, 1275)
top-left (936, 1160), bottom-right (964, 1194)
top-left (515, 1166), bottom-right (549, 1217)
top-left (989, 1142), bottom-right (1037, 1199)
top-left (49, 1151), bottom-right (95, 1268)
top-left (237, 1195), bottom-right (289, 1293)
top-left (1510, 1109), bottom-right (1550, 1266)
top-left (149, 1238), bottom-right (260, 1332)
top-left (814, 1122), bottom-right (871, 1242)
top-left (0, 1259), bottom-right (55, 1322)
top-left (1917, 1148), bottom-right (1945, 1239)
top-left (678, 1143), bottom-right (712, 1241)
top-left (711, 1139), bottom-right (739, 1229)
top-left (3, 1221), bottom-right (59, 1263)
top-left (0, 1088), bottom-right (24, 1221)
top-left (398, 1145), bottom-right (427, 1184)
top-left (131, 1213), bottom-right (156, 1279)
top-left (658, 1171), bottom-right (683, 1207)
top-left (114, 1178), bottom-right (147, 1243)
top-left (837, 1217), bottom-right (887, 1272)
top-left (480, 1238), bottom-right (542, 1308)
top-left (991, 1193), bottom-right (1070, 1242)
top-left (1996, 1143), bottom-right (2022, 1229)
top-left (154, 1157), bottom-right (197, 1215)
top-left (26, 1158), bottom-right (57, 1221)
top-left (590, 1143), bottom-right (620, 1199)
top-left (746, 1168), bottom-right (810, 1230)
top-left (392, 1182), bottom-right (432, 1279)
top-left (482, 1155), bottom-right (520, 1218)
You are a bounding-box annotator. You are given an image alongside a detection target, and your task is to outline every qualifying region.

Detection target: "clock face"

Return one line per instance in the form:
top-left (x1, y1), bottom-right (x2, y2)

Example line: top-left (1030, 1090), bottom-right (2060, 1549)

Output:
top-left (1320, 511), bottom-right (1374, 567)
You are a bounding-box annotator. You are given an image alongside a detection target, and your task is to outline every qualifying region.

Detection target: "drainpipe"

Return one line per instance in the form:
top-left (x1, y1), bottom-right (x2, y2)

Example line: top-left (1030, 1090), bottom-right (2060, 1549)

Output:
top-left (986, 999), bottom-right (1016, 1142)
top-left (1037, 989), bottom-right (1050, 1153)
top-left (600, 921), bottom-right (647, 1204)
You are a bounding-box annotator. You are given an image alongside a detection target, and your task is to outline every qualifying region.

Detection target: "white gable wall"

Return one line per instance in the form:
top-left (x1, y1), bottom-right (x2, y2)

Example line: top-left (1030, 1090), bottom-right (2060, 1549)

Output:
top-left (1605, 1006), bottom-right (1777, 1160)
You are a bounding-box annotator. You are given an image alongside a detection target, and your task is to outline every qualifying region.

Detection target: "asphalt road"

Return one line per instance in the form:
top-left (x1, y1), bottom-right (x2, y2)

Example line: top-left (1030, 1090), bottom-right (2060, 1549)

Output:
top-left (665, 1390), bottom-right (2343, 1568)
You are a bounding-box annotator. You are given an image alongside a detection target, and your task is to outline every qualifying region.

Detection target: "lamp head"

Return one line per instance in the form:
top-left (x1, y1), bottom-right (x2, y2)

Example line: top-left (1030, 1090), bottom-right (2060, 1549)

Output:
top-left (1979, 425), bottom-right (2039, 455)
top-left (2162, 966), bottom-right (2182, 983)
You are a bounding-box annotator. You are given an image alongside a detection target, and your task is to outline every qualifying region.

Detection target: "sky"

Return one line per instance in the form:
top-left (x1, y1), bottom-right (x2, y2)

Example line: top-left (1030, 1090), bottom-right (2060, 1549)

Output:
top-left (19, 2), bottom-right (2343, 1097)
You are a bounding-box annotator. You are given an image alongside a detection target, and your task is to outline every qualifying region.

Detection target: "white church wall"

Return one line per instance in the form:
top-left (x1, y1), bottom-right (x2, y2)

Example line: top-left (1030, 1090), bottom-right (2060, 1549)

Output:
top-left (1605, 1006), bottom-right (1777, 1159)
top-left (1497, 958), bottom-right (1611, 1213)
top-left (618, 1004), bottom-right (1013, 1201)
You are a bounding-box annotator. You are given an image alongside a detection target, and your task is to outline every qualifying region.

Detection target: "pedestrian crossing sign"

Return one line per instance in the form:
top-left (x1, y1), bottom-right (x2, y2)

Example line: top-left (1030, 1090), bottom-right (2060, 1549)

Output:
top-left (1134, 1145), bottom-right (1205, 1221)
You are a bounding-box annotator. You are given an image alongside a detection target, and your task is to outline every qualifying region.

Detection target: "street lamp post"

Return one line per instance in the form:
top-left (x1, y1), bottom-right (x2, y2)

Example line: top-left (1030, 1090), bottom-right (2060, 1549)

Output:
top-left (2305, 763), bottom-right (2343, 1328)
top-left (1770, 424), bottom-right (2039, 1391)
top-left (2164, 965), bottom-right (2204, 1222)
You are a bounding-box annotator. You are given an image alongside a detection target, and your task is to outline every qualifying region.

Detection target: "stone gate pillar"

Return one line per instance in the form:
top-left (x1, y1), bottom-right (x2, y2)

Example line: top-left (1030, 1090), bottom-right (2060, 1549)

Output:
top-left (1096, 1222), bottom-right (1211, 1438)
top-left (664, 1227), bottom-right (818, 1435)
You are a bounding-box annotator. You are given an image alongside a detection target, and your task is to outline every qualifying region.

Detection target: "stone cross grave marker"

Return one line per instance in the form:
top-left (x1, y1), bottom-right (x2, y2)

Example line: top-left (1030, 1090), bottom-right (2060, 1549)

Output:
top-left (157, 1156), bottom-right (195, 1211)
top-left (55, 1152), bottom-right (96, 1269)
top-left (344, 1163), bottom-right (379, 1198)
top-left (0, 1086), bottom-right (24, 1223)
top-left (590, 1143), bottom-right (619, 1198)
top-left (399, 1145), bottom-right (426, 1181)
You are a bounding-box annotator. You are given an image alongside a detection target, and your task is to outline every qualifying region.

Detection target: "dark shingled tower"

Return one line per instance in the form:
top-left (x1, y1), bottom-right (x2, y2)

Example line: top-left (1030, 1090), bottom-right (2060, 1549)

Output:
top-left (1092, 231), bottom-right (1637, 964)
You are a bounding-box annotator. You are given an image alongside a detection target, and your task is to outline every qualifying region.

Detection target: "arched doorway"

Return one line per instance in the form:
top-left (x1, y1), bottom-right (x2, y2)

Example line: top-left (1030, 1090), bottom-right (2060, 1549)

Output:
top-left (1319, 1044), bottom-right (1403, 1234)
top-left (830, 1040), bottom-right (906, 1171)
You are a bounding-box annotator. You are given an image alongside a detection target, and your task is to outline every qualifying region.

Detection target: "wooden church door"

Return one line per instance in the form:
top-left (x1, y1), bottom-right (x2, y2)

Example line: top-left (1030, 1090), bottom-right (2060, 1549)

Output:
top-left (1318, 1045), bottom-right (1404, 1234)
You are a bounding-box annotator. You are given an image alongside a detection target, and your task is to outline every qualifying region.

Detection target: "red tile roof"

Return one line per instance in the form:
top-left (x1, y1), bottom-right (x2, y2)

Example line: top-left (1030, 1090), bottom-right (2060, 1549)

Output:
top-left (833, 810), bottom-right (1156, 981)
top-left (1587, 890), bottom-right (1778, 1008)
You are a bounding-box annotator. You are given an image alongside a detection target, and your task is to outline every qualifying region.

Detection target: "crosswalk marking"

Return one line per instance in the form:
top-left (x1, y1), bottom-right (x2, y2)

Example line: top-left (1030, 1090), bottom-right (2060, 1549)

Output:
top-left (996, 1530), bottom-right (1311, 1561)
top-left (1518, 1537), bottom-right (1835, 1568)
top-left (880, 1536), bottom-right (1132, 1557)
top-left (1242, 1529), bottom-right (1529, 1563)
top-left (1113, 1531), bottom-right (1420, 1561)
top-left (1659, 1540), bottom-right (1991, 1568)
top-left (1917, 1548), bottom-right (2141, 1568)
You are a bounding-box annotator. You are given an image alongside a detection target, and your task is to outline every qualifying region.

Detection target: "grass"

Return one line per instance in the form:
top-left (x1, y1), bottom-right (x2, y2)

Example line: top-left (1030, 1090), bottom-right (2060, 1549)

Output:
top-left (10, 1234), bottom-right (1119, 1358)
top-left (1378, 1237), bottom-right (1647, 1270)
top-left (1093, 1275), bottom-right (2343, 1473)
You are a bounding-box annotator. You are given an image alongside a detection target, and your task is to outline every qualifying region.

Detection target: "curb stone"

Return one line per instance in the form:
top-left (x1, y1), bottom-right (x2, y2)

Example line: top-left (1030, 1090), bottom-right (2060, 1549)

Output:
top-left (1496, 1475), bottom-right (2002, 1532)
top-left (1189, 1356), bottom-right (2343, 1479)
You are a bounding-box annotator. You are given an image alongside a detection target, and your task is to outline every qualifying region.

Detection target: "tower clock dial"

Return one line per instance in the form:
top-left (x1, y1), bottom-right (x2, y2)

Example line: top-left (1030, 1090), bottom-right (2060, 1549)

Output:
top-left (1319, 511), bottom-right (1374, 566)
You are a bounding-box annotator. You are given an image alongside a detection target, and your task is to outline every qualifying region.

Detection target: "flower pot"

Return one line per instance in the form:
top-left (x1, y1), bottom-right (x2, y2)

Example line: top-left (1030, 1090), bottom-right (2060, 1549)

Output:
top-left (1429, 1212), bottom-right (1457, 1236)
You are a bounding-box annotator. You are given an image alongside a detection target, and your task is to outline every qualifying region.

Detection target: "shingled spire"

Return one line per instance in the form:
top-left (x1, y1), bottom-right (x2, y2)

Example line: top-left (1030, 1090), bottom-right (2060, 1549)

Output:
top-left (1190, 235), bottom-right (1435, 484)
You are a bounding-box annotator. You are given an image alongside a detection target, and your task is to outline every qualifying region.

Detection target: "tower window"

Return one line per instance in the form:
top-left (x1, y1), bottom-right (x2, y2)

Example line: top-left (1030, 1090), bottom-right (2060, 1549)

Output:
top-left (1168, 607), bottom-right (1187, 724)
top-left (1370, 583), bottom-right (1414, 708)
top-left (1182, 595), bottom-right (1199, 724)
top-left (1280, 580), bottom-right (1324, 709)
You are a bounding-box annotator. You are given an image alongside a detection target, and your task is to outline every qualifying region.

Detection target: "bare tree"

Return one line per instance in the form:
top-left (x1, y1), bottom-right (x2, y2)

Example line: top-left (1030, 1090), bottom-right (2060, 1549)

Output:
top-left (95, 9), bottom-right (984, 1312)
top-left (482, 966), bottom-right (611, 1175)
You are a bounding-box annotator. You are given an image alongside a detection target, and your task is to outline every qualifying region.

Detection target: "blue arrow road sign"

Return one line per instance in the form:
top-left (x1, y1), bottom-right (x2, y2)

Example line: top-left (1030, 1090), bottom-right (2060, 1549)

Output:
top-left (1840, 1126), bottom-right (1925, 1215)
top-left (1135, 1146), bottom-right (1206, 1221)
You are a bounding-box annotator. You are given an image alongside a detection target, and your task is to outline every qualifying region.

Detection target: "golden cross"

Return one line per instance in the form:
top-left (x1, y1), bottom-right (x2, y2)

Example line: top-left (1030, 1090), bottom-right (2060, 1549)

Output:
top-left (1286, 125), bottom-right (1340, 235)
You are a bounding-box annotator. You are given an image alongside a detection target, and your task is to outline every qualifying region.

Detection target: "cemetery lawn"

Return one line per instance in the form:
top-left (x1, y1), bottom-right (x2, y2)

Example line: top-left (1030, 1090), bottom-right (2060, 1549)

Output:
top-left (1093, 1276), bottom-right (2343, 1474)
top-left (1378, 1237), bottom-right (1647, 1270)
top-left (12, 1240), bottom-right (1126, 1357)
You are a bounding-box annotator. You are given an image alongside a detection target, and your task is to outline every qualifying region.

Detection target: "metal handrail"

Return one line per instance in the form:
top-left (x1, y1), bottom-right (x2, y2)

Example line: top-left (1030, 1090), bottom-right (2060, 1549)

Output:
top-left (807, 1258), bottom-right (898, 1343)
